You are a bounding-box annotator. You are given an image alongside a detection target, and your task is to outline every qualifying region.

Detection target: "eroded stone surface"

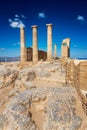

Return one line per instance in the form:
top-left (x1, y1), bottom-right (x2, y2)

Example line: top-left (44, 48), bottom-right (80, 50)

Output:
top-left (0, 61), bottom-right (87, 130)
top-left (0, 87), bottom-right (84, 130)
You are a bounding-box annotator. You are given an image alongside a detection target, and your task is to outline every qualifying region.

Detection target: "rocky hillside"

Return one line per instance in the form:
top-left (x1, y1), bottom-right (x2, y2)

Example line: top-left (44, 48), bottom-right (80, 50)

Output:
top-left (0, 61), bottom-right (87, 130)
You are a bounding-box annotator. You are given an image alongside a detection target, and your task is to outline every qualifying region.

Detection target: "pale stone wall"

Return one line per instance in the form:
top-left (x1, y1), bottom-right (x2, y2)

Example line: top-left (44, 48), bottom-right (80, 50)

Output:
top-left (62, 59), bottom-right (87, 115)
top-left (66, 60), bottom-right (75, 85)
top-left (66, 60), bottom-right (87, 91)
top-left (76, 61), bottom-right (87, 90)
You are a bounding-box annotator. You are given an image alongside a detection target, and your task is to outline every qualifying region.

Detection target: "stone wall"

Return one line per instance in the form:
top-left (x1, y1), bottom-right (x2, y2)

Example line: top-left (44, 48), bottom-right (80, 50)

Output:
top-left (64, 60), bottom-right (87, 115)
top-left (38, 50), bottom-right (47, 61)
top-left (66, 60), bottom-right (75, 85)
top-left (66, 60), bottom-right (87, 91)
top-left (76, 62), bottom-right (87, 90)
top-left (26, 47), bottom-right (33, 61)
top-left (26, 47), bottom-right (47, 61)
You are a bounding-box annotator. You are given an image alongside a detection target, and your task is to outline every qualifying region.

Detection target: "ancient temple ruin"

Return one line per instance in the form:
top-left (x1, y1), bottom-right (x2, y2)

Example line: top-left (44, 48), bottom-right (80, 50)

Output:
top-left (20, 24), bottom-right (71, 62)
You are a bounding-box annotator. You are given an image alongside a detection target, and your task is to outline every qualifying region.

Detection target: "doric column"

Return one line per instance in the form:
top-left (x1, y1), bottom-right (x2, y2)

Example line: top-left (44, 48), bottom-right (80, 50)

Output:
top-left (46, 24), bottom-right (52, 61)
top-left (54, 44), bottom-right (57, 59)
top-left (20, 27), bottom-right (26, 62)
top-left (31, 25), bottom-right (38, 62)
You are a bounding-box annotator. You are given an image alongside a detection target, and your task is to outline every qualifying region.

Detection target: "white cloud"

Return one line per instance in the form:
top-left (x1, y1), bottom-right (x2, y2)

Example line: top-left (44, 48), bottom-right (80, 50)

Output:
top-left (21, 15), bottom-right (26, 19)
top-left (77, 15), bottom-right (85, 21)
top-left (0, 48), bottom-right (5, 51)
top-left (10, 21), bottom-right (19, 28)
top-left (8, 19), bottom-right (12, 22)
top-left (38, 12), bottom-right (46, 18)
top-left (18, 20), bottom-right (25, 28)
top-left (14, 18), bottom-right (19, 21)
top-left (8, 14), bottom-right (25, 28)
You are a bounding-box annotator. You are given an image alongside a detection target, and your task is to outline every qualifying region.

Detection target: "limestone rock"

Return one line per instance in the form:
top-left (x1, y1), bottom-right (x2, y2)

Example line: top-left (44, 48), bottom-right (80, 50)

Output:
top-left (15, 80), bottom-right (22, 89)
top-left (3, 92), bottom-right (39, 130)
top-left (45, 87), bottom-right (82, 130)
top-left (2, 87), bottom-right (86, 130)
top-left (0, 61), bottom-right (87, 130)
top-left (22, 81), bottom-right (36, 89)
top-left (36, 68), bottom-right (51, 78)
top-left (0, 115), bottom-right (6, 130)
top-left (18, 69), bottom-right (36, 81)
top-left (0, 80), bottom-right (3, 89)
top-left (2, 70), bottom-right (18, 88)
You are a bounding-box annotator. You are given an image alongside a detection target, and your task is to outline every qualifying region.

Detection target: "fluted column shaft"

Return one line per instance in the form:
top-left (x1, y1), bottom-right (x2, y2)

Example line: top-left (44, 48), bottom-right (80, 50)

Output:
top-left (46, 24), bottom-right (52, 61)
top-left (20, 27), bottom-right (26, 62)
top-left (54, 44), bottom-right (57, 59)
top-left (31, 25), bottom-right (38, 62)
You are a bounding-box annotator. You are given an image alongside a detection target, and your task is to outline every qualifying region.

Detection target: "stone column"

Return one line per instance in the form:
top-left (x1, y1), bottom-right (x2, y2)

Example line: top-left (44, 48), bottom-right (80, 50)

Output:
top-left (20, 27), bottom-right (26, 62)
top-left (31, 25), bottom-right (38, 62)
top-left (54, 44), bottom-right (57, 59)
top-left (61, 38), bottom-right (70, 58)
top-left (46, 24), bottom-right (52, 61)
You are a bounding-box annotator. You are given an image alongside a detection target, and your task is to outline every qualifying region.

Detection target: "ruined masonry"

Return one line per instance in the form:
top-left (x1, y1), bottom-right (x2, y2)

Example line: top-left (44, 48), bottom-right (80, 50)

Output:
top-left (61, 38), bottom-right (70, 58)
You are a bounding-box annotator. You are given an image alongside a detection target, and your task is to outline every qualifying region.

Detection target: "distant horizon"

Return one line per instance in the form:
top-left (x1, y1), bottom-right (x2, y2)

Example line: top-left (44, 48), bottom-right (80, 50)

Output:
top-left (0, 55), bottom-right (87, 59)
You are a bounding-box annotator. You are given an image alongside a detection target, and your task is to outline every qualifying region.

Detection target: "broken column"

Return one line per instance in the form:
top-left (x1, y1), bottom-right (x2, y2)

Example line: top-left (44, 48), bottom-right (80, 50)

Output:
top-left (54, 44), bottom-right (57, 59)
top-left (20, 27), bottom-right (26, 62)
top-left (46, 24), bottom-right (52, 61)
top-left (31, 25), bottom-right (38, 62)
top-left (61, 38), bottom-right (70, 58)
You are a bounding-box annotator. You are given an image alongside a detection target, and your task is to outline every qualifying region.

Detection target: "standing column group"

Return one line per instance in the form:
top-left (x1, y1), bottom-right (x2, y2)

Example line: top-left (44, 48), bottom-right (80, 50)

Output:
top-left (20, 24), bottom-right (54, 62)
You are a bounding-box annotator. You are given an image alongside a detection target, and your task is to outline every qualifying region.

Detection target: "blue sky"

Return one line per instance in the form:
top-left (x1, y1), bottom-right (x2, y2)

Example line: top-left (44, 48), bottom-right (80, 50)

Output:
top-left (0, 0), bottom-right (87, 58)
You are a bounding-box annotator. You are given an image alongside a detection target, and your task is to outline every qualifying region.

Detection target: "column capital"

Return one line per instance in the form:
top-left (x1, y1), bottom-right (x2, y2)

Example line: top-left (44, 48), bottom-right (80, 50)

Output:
top-left (20, 26), bottom-right (25, 30)
top-left (46, 24), bottom-right (52, 26)
top-left (31, 25), bottom-right (38, 28)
